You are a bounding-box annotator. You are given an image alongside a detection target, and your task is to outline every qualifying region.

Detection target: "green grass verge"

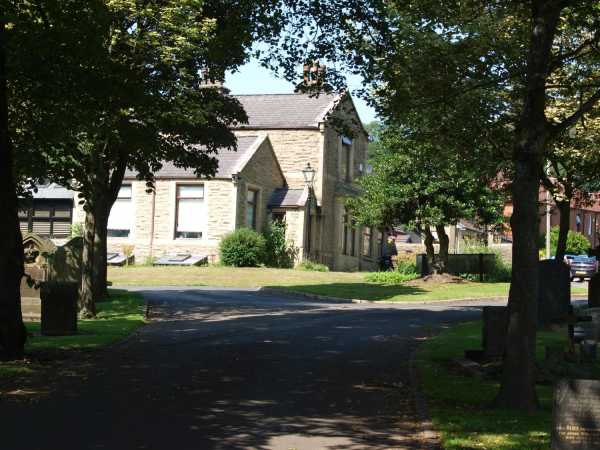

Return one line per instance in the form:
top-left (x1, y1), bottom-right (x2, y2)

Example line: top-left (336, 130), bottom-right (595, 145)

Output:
top-left (0, 289), bottom-right (145, 379)
top-left (108, 266), bottom-right (587, 301)
top-left (418, 321), bottom-right (600, 449)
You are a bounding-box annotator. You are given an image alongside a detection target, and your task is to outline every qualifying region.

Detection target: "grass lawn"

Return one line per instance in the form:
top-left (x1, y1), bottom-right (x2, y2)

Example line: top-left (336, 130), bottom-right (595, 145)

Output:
top-left (0, 289), bottom-right (145, 379)
top-left (108, 266), bottom-right (587, 301)
top-left (418, 321), bottom-right (600, 449)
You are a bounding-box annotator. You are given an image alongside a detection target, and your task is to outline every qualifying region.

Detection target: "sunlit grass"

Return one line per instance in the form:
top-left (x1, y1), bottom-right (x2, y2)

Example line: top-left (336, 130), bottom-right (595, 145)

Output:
top-left (418, 321), bottom-right (599, 449)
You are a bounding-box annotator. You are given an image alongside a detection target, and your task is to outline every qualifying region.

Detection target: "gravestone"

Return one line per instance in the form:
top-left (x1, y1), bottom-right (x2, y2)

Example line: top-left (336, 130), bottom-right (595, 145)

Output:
top-left (539, 260), bottom-right (571, 328)
top-left (41, 281), bottom-right (78, 336)
top-left (552, 378), bottom-right (600, 449)
top-left (575, 308), bottom-right (600, 341)
top-left (482, 306), bottom-right (508, 359)
top-left (587, 248), bottom-right (600, 308)
top-left (48, 237), bottom-right (83, 308)
top-left (20, 234), bottom-right (57, 321)
top-left (588, 275), bottom-right (600, 309)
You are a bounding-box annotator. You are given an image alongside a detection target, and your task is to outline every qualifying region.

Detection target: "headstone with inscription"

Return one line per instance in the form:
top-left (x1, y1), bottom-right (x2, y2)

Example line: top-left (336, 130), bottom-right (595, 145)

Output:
top-left (539, 260), bottom-right (571, 328)
top-left (48, 237), bottom-right (83, 308)
top-left (20, 234), bottom-right (57, 321)
top-left (482, 306), bottom-right (508, 359)
top-left (552, 378), bottom-right (600, 449)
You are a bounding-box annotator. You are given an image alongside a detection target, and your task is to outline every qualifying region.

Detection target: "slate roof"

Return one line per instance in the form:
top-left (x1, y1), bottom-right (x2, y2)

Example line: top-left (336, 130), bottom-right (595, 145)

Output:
top-left (267, 188), bottom-right (305, 208)
top-left (31, 183), bottom-right (74, 199)
top-left (124, 135), bottom-right (267, 179)
top-left (232, 93), bottom-right (341, 129)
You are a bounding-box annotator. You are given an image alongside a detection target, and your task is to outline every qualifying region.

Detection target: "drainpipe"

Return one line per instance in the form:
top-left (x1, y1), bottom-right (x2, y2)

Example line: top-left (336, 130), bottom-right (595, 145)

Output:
top-left (149, 179), bottom-right (156, 259)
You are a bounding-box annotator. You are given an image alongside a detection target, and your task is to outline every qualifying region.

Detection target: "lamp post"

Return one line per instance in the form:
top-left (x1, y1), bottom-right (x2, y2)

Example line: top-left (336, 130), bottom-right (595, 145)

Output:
top-left (302, 163), bottom-right (316, 257)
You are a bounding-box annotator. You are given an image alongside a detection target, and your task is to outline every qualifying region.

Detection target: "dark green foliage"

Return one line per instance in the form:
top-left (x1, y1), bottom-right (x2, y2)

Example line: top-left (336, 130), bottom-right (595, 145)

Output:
top-left (220, 228), bottom-right (266, 267)
top-left (264, 220), bottom-right (290, 267)
top-left (540, 226), bottom-right (591, 257)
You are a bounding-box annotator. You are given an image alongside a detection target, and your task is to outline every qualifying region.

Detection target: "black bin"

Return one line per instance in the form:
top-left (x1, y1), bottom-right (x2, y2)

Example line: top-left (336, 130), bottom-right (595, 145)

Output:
top-left (381, 255), bottom-right (393, 271)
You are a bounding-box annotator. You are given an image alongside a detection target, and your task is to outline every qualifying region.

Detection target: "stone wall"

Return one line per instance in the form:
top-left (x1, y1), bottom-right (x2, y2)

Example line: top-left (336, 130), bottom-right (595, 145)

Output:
top-left (490, 243), bottom-right (512, 264)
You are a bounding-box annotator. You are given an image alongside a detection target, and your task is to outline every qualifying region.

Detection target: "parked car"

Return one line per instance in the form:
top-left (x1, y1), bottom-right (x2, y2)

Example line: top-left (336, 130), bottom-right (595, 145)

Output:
top-left (569, 255), bottom-right (597, 281)
top-left (550, 254), bottom-right (576, 263)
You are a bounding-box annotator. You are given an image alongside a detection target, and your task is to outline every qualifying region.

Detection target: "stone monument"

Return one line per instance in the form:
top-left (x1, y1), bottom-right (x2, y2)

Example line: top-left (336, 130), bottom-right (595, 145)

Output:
top-left (48, 237), bottom-right (83, 308)
top-left (41, 281), bottom-right (78, 336)
top-left (552, 378), bottom-right (600, 449)
top-left (20, 233), bottom-right (57, 321)
top-left (482, 306), bottom-right (508, 359)
top-left (539, 259), bottom-right (571, 328)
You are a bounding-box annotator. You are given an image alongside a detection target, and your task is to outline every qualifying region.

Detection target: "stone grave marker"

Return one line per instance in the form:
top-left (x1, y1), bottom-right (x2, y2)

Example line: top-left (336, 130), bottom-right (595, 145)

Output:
top-left (48, 237), bottom-right (83, 308)
top-left (482, 306), bottom-right (508, 359)
top-left (587, 248), bottom-right (600, 308)
top-left (575, 308), bottom-right (600, 341)
top-left (539, 260), bottom-right (571, 328)
top-left (41, 281), bottom-right (78, 336)
top-left (20, 233), bottom-right (57, 321)
top-left (552, 378), bottom-right (600, 449)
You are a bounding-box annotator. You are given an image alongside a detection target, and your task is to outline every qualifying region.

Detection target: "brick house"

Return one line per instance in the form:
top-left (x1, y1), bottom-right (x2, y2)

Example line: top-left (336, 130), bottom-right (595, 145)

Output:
top-left (71, 91), bottom-right (387, 270)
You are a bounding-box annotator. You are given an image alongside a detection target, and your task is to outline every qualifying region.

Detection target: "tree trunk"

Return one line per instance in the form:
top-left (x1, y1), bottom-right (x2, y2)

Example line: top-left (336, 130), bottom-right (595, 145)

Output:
top-left (80, 201), bottom-right (97, 318)
top-left (492, 0), bottom-right (561, 412)
top-left (0, 13), bottom-right (27, 360)
top-left (436, 225), bottom-right (449, 273)
top-left (423, 226), bottom-right (437, 275)
top-left (554, 199), bottom-right (570, 262)
top-left (81, 155), bottom-right (126, 313)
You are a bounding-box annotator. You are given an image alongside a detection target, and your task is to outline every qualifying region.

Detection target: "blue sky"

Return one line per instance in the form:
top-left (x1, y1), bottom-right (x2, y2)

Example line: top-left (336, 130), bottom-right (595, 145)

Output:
top-left (225, 59), bottom-right (378, 124)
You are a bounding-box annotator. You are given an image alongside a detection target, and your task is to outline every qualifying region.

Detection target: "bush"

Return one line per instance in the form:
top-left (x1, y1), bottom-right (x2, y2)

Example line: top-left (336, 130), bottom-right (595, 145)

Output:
top-left (297, 260), bottom-right (329, 272)
top-left (264, 220), bottom-right (290, 267)
top-left (540, 226), bottom-right (591, 257)
top-left (68, 222), bottom-right (84, 239)
top-left (364, 271), bottom-right (419, 283)
top-left (395, 260), bottom-right (417, 275)
top-left (220, 227), bottom-right (266, 267)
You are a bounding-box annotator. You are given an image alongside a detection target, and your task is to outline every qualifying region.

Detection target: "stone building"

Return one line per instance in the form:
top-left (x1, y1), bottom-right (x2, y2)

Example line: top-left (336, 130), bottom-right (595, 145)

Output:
top-left (71, 91), bottom-right (388, 271)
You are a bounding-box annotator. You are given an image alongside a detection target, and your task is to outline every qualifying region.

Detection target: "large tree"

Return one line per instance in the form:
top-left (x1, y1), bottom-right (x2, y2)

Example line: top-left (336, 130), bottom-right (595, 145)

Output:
top-left (346, 130), bottom-right (506, 274)
top-left (271, 0), bottom-right (600, 410)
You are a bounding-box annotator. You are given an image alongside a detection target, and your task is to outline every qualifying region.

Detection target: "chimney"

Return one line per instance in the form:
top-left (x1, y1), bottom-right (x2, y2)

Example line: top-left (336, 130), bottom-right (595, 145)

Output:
top-left (199, 68), bottom-right (230, 95)
top-left (297, 60), bottom-right (327, 92)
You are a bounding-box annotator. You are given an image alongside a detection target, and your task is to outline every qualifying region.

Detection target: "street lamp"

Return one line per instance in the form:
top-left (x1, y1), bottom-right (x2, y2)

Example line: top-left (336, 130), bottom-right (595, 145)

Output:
top-left (302, 163), bottom-right (316, 256)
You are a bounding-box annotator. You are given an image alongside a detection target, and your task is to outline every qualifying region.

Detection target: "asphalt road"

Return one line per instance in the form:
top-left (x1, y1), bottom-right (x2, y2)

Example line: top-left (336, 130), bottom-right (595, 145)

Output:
top-left (0, 288), bottom-right (488, 450)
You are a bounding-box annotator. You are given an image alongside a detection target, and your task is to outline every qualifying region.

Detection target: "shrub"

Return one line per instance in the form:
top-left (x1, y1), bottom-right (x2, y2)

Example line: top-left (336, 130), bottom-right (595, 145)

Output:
top-left (264, 220), bottom-right (290, 267)
top-left (297, 260), bottom-right (329, 272)
top-left (395, 260), bottom-right (417, 275)
top-left (540, 226), bottom-right (591, 257)
top-left (364, 271), bottom-right (419, 283)
top-left (219, 227), bottom-right (266, 267)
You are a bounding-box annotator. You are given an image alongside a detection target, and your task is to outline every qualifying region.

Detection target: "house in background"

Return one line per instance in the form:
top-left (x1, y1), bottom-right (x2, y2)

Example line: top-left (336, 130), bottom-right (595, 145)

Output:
top-left (70, 88), bottom-right (385, 271)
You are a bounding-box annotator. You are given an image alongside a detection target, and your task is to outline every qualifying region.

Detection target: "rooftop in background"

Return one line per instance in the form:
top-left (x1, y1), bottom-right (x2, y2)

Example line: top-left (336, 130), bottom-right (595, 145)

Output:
top-left (225, 58), bottom-right (377, 124)
top-left (30, 183), bottom-right (73, 199)
top-left (124, 135), bottom-right (270, 180)
top-left (233, 93), bottom-right (341, 129)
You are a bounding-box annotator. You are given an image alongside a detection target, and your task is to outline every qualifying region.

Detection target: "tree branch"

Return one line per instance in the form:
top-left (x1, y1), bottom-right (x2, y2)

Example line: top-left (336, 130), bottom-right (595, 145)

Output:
top-left (549, 88), bottom-right (600, 138)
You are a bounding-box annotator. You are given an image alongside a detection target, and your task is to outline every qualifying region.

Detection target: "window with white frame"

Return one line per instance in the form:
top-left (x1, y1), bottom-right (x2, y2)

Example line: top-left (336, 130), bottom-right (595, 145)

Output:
top-left (107, 185), bottom-right (132, 238)
top-left (176, 184), bottom-right (205, 239)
